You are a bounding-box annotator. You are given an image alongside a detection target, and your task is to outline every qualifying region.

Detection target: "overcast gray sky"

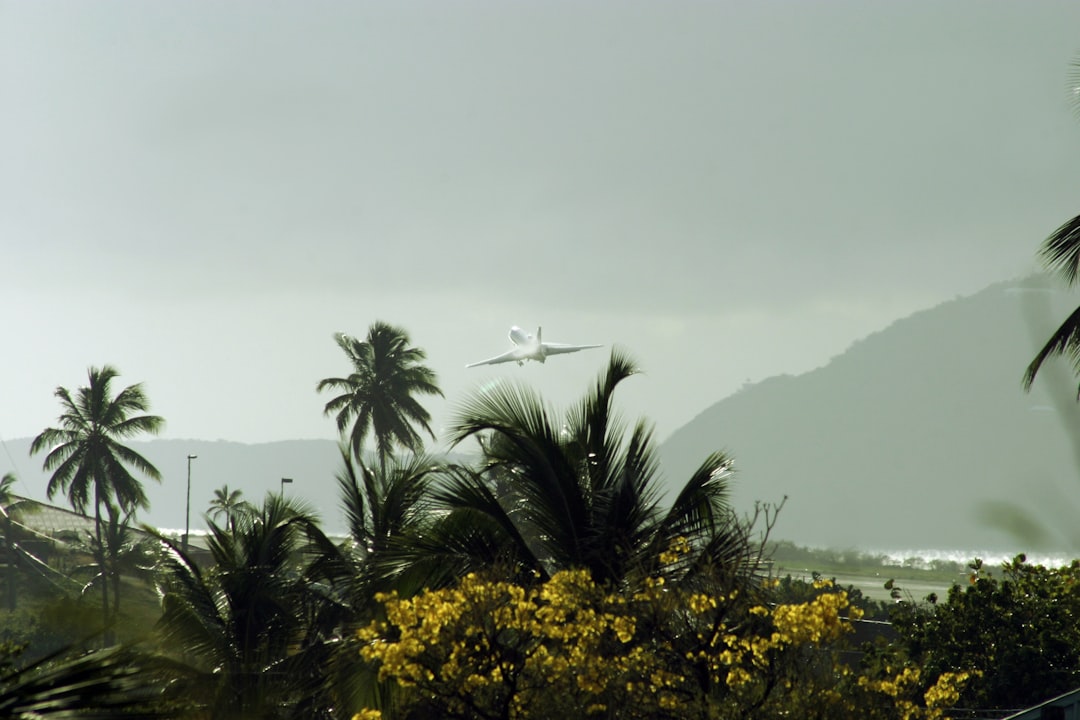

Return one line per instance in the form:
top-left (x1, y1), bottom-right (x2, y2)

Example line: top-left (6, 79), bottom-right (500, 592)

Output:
top-left (3, 1), bottom-right (1080, 452)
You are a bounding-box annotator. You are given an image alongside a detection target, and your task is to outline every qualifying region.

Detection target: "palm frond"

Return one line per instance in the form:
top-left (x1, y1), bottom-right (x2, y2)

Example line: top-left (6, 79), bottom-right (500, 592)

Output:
top-left (101, 455), bottom-right (149, 512)
top-left (657, 451), bottom-right (735, 541)
top-left (430, 464), bottom-right (543, 575)
top-left (680, 517), bottom-right (764, 594)
top-left (379, 508), bottom-right (534, 592)
top-left (567, 347), bottom-right (640, 454)
top-left (334, 445), bottom-right (369, 545)
top-left (589, 420), bottom-right (662, 569)
top-left (1039, 214), bottom-right (1080, 286)
top-left (109, 413), bottom-right (165, 440)
top-left (108, 442), bottom-right (162, 482)
top-left (1069, 56), bottom-right (1080, 121)
top-left (1023, 303), bottom-right (1080, 391)
top-left (0, 645), bottom-right (177, 719)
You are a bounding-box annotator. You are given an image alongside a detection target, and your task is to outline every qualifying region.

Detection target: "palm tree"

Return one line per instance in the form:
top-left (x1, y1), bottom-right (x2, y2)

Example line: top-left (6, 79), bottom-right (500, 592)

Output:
top-left (102, 504), bottom-right (157, 628)
top-left (431, 349), bottom-right (765, 593)
top-left (65, 502), bottom-right (155, 637)
top-left (207, 484), bottom-right (250, 534)
top-left (29, 365), bottom-right (164, 640)
top-left (154, 494), bottom-right (337, 719)
top-left (307, 445), bottom-right (443, 600)
top-left (317, 322), bottom-right (443, 471)
top-left (300, 446), bottom-right (447, 715)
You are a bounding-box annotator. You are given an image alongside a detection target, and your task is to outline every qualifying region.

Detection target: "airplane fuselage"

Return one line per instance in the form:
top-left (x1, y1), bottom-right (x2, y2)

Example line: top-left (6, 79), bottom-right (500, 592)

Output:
top-left (508, 326), bottom-right (546, 364)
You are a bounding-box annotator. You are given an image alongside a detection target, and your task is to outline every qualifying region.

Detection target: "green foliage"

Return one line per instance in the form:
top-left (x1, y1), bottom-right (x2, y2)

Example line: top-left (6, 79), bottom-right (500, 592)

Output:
top-left (308, 446), bottom-right (445, 603)
top-left (26, 327), bottom-right (1075, 719)
top-left (0, 644), bottom-right (178, 718)
top-left (29, 365), bottom-right (164, 645)
top-left (772, 573), bottom-right (893, 622)
top-left (356, 566), bottom-right (977, 720)
top-left (889, 555), bottom-right (1080, 711)
top-left (14, 599), bottom-right (101, 659)
top-left (153, 493), bottom-right (347, 719)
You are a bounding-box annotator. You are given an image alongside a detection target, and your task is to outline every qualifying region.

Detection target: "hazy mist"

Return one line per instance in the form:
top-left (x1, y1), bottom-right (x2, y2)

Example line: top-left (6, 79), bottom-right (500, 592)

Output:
top-left (5, 3), bottom-right (1080, 552)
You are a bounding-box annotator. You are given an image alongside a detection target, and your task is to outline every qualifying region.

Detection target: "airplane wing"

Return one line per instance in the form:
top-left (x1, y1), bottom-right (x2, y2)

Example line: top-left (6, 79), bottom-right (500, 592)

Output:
top-left (465, 349), bottom-right (522, 368)
top-left (541, 343), bottom-right (603, 357)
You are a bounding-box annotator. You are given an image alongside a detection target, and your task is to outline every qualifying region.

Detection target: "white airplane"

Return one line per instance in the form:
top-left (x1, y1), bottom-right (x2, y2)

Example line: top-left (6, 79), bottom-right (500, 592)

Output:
top-left (466, 326), bottom-right (602, 368)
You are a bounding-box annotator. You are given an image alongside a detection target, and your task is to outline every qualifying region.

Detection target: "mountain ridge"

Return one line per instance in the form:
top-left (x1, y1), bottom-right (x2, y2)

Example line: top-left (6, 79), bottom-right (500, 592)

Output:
top-left (658, 277), bottom-right (1080, 552)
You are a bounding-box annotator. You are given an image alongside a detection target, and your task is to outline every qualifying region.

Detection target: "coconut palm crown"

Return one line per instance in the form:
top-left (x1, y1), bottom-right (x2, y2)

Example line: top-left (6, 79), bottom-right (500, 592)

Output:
top-left (208, 484), bottom-right (250, 535)
top-left (317, 322), bottom-right (443, 468)
top-left (30, 365), bottom-right (163, 517)
top-left (429, 348), bottom-right (763, 592)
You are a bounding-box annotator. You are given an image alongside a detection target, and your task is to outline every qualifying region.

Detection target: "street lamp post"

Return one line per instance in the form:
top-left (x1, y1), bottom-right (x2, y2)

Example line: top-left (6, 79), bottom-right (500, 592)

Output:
top-left (280, 477), bottom-right (293, 495)
top-left (184, 454), bottom-right (198, 552)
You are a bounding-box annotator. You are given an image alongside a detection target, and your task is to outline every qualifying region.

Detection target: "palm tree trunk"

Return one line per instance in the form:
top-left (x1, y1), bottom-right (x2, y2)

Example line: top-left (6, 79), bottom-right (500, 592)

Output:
top-left (106, 505), bottom-right (124, 634)
top-left (94, 492), bottom-right (111, 646)
top-left (111, 550), bottom-right (121, 633)
top-left (5, 511), bottom-right (14, 611)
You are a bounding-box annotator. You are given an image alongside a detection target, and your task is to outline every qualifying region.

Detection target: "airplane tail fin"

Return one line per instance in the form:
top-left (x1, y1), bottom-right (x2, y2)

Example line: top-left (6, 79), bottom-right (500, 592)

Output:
top-left (537, 326), bottom-right (542, 345)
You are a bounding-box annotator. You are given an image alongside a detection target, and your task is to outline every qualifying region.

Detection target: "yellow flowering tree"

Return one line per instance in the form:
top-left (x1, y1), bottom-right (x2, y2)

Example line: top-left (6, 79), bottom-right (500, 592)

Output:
top-left (357, 569), bottom-right (671, 719)
top-left (341, 350), bottom-right (979, 719)
top-left (353, 558), bottom-right (976, 720)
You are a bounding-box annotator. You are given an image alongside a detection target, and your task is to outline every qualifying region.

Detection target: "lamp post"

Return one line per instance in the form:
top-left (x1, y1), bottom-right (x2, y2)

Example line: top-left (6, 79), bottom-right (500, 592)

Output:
top-left (184, 454), bottom-right (197, 552)
top-left (280, 477), bottom-right (293, 495)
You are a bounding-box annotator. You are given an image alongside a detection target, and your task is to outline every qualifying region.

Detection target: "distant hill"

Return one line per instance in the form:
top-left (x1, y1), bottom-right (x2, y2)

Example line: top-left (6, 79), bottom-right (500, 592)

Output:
top-left (0, 438), bottom-right (348, 534)
top-left (659, 277), bottom-right (1080, 554)
top-left (2, 437), bottom-right (480, 537)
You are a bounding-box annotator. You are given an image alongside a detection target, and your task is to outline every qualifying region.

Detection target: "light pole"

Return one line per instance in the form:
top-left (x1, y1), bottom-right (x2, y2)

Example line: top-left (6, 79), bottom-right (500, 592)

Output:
top-left (184, 454), bottom-right (197, 552)
top-left (280, 477), bottom-right (293, 495)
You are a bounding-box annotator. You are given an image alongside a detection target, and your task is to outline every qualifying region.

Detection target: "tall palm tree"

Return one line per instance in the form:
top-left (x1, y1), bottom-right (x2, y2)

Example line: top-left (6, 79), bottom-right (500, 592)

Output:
top-left (207, 484), bottom-right (250, 534)
top-left (317, 322), bottom-right (443, 471)
top-left (29, 365), bottom-right (164, 639)
top-left (1024, 58), bottom-right (1080, 393)
top-left (431, 349), bottom-right (764, 593)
